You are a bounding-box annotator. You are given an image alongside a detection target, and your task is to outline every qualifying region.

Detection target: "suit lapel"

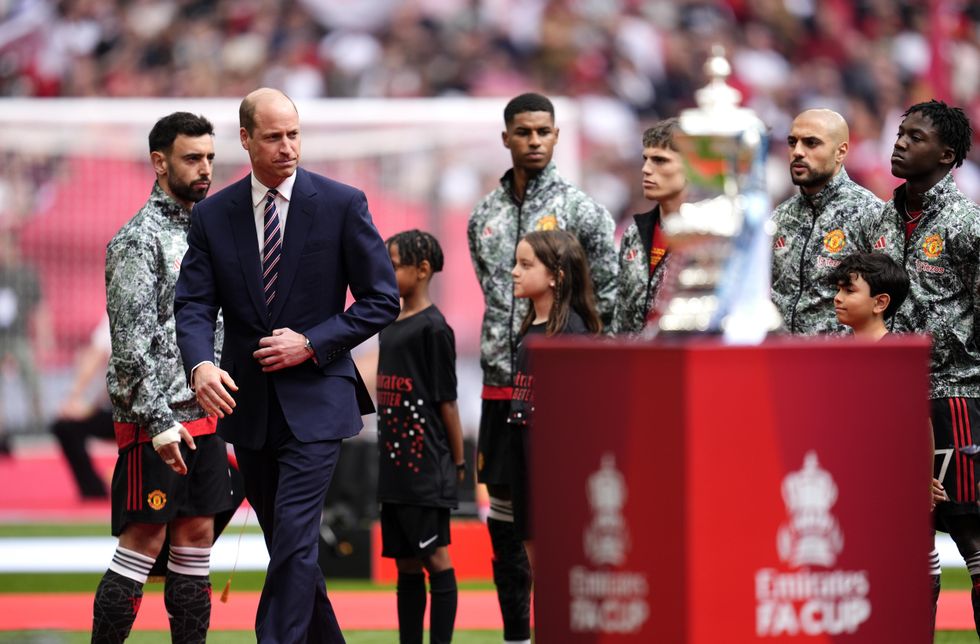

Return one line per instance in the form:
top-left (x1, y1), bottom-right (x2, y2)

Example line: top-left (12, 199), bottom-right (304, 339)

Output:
top-left (227, 177), bottom-right (267, 322)
top-left (269, 168), bottom-right (315, 324)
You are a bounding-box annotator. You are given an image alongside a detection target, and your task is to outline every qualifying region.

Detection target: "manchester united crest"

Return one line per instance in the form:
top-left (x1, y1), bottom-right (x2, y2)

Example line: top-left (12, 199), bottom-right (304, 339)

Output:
top-left (822, 229), bottom-right (846, 254)
top-left (535, 214), bottom-right (558, 231)
top-left (922, 233), bottom-right (944, 259)
top-left (147, 489), bottom-right (168, 511)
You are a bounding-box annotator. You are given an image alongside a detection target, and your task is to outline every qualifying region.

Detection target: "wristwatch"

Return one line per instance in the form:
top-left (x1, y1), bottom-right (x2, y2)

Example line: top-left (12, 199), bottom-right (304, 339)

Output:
top-left (304, 336), bottom-right (316, 361)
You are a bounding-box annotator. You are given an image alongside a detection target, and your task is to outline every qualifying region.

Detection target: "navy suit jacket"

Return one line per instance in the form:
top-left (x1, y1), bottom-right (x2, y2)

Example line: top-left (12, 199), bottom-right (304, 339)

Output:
top-left (175, 168), bottom-right (399, 450)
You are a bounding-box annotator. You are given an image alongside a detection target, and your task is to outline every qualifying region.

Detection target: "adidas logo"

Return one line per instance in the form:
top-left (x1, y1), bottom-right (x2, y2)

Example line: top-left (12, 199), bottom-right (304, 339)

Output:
top-left (874, 236), bottom-right (887, 250)
top-left (773, 236), bottom-right (786, 251)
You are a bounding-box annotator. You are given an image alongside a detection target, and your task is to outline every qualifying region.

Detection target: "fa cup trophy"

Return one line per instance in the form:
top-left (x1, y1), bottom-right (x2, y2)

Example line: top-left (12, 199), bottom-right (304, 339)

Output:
top-left (653, 46), bottom-right (782, 343)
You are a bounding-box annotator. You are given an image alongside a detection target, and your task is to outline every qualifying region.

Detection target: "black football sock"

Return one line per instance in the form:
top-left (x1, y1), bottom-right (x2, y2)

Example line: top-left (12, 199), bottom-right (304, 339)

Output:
top-left (971, 573), bottom-right (980, 637)
top-left (164, 571), bottom-right (211, 644)
top-left (428, 567), bottom-right (458, 644)
top-left (397, 571), bottom-right (426, 644)
top-left (164, 545), bottom-right (212, 644)
top-left (92, 570), bottom-right (144, 643)
top-left (966, 549), bottom-right (980, 636)
top-left (945, 515), bottom-right (980, 637)
top-left (488, 517), bottom-right (531, 641)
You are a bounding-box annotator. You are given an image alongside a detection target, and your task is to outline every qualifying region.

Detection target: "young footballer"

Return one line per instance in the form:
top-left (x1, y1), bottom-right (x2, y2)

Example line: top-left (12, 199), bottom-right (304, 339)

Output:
top-left (612, 118), bottom-right (685, 335)
top-left (468, 93), bottom-right (618, 644)
top-left (377, 230), bottom-right (466, 644)
top-left (868, 100), bottom-right (980, 635)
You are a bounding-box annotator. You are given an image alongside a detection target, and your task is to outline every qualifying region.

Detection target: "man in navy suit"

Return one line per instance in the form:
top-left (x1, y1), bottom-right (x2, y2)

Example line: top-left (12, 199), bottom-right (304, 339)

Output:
top-left (175, 88), bottom-right (399, 643)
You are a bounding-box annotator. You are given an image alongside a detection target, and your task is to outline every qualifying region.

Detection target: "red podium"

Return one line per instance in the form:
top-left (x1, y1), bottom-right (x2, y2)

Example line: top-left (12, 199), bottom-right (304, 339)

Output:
top-left (530, 336), bottom-right (933, 642)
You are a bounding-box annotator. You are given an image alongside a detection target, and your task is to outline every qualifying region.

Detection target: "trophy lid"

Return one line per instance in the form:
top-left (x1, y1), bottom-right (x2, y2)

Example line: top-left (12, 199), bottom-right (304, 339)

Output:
top-left (679, 45), bottom-right (765, 137)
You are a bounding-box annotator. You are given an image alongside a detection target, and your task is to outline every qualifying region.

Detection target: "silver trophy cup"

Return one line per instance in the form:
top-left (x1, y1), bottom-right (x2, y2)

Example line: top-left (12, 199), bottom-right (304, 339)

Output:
top-left (653, 47), bottom-right (782, 343)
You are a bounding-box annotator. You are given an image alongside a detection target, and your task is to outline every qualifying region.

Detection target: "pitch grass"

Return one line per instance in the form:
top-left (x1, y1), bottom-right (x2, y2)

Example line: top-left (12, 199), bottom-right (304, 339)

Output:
top-left (0, 571), bottom-right (494, 593)
top-left (0, 523), bottom-right (264, 538)
top-left (936, 634), bottom-right (979, 643)
top-left (1, 523), bottom-right (971, 589)
top-left (7, 567), bottom-right (963, 594)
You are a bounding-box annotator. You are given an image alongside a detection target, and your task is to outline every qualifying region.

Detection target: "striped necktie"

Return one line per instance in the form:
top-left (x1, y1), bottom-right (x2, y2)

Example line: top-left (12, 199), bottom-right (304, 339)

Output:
top-left (262, 189), bottom-right (282, 309)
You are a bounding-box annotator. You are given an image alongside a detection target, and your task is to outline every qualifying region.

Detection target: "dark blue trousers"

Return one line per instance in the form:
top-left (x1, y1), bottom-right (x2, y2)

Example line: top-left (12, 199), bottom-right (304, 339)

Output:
top-left (236, 389), bottom-right (345, 644)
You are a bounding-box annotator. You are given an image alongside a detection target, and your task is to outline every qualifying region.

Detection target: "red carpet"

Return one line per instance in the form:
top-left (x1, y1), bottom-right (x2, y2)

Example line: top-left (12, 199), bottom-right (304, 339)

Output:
top-left (937, 591), bottom-right (977, 630)
top-left (0, 590), bottom-right (973, 631)
top-left (0, 590), bottom-right (504, 630)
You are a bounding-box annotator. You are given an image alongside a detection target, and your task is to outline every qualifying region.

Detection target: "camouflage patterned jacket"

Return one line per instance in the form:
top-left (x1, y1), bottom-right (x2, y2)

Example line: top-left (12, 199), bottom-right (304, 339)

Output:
top-left (106, 184), bottom-right (222, 437)
top-left (771, 168), bottom-right (886, 335)
top-left (612, 207), bottom-right (670, 335)
top-left (873, 173), bottom-right (980, 399)
top-left (468, 162), bottom-right (617, 387)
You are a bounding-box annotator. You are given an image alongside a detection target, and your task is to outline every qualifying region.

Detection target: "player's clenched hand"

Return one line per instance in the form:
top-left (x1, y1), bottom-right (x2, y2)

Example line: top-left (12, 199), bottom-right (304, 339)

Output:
top-left (253, 328), bottom-right (314, 372)
top-left (931, 478), bottom-right (947, 510)
top-left (192, 363), bottom-right (238, 418)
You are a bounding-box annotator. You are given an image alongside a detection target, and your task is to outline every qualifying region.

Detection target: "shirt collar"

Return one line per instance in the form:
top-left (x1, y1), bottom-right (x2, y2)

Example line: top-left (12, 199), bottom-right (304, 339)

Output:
top-left (148, 182), bottom-right (190, 223)
top-left (892, 172), bottom-right (957, 214)
top-left (801, 166), bottom-right (849, 210)
top-left (251, 171), bottom-right (296, 208)
top-left (499, 161), bottom-right (560, 198)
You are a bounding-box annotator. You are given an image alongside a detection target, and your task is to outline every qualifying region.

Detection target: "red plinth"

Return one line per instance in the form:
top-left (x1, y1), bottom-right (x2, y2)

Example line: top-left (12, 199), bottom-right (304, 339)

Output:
top-left (530, 336), bottom-right (933, 643)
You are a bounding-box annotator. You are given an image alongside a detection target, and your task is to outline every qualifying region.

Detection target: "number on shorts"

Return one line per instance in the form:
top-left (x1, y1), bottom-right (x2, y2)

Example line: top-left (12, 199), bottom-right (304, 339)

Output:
top-left (935, 448), bottom-right (954, 484)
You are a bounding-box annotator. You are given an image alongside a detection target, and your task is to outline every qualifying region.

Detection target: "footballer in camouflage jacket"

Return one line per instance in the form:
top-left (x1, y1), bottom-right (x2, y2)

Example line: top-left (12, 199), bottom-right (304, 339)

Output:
top-left (106, 183), bottom-right (222, 439)
top-left (612, 207), bottom-right (670, 335)
top-left (874, 173), bottom-right (980, 399)
top-left (771, 167), bottom-right (886, 335)
top-left (468, 161), bottom-right (617, 388)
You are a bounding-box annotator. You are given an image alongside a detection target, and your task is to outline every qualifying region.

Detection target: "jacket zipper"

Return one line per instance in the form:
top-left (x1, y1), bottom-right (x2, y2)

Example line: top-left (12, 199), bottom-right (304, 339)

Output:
top-left (790, 203), bottom-right (819, 333)
top-left (508, 196), bottom-right (524, 382)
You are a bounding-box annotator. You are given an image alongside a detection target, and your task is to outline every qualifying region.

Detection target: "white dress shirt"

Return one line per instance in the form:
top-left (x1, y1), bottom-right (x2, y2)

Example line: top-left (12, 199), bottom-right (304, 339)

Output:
top-left (251, 171), bottom-right (296, 258)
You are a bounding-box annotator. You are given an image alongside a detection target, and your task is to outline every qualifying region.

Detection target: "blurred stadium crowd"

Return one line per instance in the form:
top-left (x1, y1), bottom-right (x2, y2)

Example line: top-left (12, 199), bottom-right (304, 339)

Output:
top-left (2, 0), bottom-right (980, 206)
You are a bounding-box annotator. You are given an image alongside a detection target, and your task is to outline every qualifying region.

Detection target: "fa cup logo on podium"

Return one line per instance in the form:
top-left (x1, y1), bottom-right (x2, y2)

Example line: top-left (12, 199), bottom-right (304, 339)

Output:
top-left (570, 454), bottom-right (649, 633)
top-left (583, 454), bottom-right (630, 566)
top-left (777, 451), bottom-right (844, 567)
top-left (756, 452), bottom-right (871, 636)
